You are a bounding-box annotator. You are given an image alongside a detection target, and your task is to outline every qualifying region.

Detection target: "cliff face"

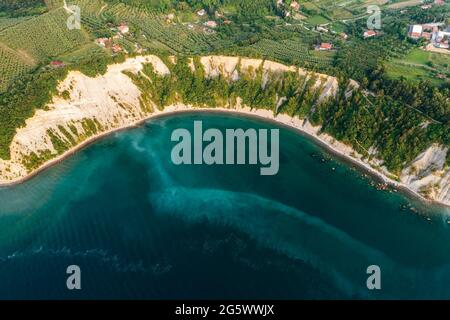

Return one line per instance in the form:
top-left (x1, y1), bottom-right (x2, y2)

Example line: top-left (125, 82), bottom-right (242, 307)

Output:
top-left (0, 55), bottom-right (169, 182)
top-left (401, 145), bottom-right (450, 204)
top-left (0, 55), bottom-right (448, 206)
top-left (198, 55), bottom-right (340, 102)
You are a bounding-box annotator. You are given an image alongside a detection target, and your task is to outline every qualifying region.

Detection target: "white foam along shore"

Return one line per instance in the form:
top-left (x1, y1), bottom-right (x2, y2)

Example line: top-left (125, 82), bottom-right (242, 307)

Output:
top-left (0, 55), bottom-right (448, 207)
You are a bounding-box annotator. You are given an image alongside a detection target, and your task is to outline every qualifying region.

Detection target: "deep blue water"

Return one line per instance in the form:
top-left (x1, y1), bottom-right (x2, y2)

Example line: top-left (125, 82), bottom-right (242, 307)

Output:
top-left (0, 112), bottom-right (448, 299)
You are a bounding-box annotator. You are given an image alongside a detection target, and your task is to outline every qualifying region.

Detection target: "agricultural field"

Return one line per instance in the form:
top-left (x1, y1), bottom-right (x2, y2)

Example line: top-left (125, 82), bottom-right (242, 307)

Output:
top-left (0, 16), bottom-right (32, 32)
top-left (69, 0), bottom-right (229, 55)
top-left (387, 0), bottom-right (423, 9)
top-left (384, 49), bottom-right (450, 84)
top-left (0, 8), bottom-right (90, 63)
top-left (301, 0), bottom-right (373, 23)
top-left (0, 7), bottom-right (91, 92)
top-left (43, 0), bottom-right (66, 10)
top-left (250, 38), bottom-right (335, 69)
top-left (0, 44), bottom-right (34, 92)
top-left (57, 42), bottom-right (103, 64)
top-left (306, 15), bottom-right (331, 25)
top-left (0, 0), bottom-right (446, 93)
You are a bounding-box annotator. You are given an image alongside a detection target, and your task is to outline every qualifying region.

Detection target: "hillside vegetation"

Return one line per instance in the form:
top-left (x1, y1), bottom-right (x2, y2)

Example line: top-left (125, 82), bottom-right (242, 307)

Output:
top-left (0, 0), bottom-right (448, 172)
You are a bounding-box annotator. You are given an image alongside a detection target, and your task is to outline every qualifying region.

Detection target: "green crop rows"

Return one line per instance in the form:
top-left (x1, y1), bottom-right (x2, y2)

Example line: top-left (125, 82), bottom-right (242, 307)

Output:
top-left (0, 8), bottom-right (90, 63)
top-left (0, 46), bottom-right (34, 92)
top-left (250, 38), bottom-right (334, 68)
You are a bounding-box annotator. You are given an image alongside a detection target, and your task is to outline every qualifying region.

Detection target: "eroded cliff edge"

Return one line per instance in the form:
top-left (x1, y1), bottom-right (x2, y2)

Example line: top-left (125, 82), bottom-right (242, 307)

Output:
top-left (0, 55), bottom-right (448, 206)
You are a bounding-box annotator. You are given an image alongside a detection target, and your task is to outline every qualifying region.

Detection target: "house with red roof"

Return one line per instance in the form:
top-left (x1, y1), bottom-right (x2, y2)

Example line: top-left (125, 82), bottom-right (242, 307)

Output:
top-left (363, 30), bottom-right (377, 39)
top-left (318, 42), bottom-right (332, 50)
top-left (50, 60), bottom-right (65, 68)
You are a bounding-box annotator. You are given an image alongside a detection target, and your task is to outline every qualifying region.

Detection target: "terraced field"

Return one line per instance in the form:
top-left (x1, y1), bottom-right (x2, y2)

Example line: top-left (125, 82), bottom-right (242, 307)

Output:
top-left (0, 7), bottom-right (92, 92)
top-left (250, 38), bottom-right (335, 68)
top-left (72, 0), bottom-right (230, 55)
top-left (0, 44), bottom-right (34, 92)
top-left (0, 16), bottom-right (33, 32)
top-left (0, 8), bottom-right (90, 63)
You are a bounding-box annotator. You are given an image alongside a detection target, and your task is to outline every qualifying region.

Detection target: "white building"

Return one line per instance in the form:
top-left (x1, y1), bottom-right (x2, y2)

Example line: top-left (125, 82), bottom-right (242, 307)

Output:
top-left (197, 9), bottom-right (207, 16)
top-left (408, 25), bottom-right (423, 39)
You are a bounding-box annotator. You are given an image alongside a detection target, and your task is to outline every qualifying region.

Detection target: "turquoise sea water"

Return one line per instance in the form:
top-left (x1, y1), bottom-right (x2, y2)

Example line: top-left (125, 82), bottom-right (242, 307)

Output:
top-left (0, 112), bottom-right (448, 299)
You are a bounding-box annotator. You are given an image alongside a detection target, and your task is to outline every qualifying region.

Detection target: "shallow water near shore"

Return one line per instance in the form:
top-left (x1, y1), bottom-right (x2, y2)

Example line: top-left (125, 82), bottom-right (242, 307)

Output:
top-left (0, 112), bottom-right (448, 299)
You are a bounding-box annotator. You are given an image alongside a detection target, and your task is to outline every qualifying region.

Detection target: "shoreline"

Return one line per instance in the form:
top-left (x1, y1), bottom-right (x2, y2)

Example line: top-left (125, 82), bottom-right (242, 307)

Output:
top-left (202, 108), bottom-right (449, 209)
top-left (0, 105), bottom-right (448, 209)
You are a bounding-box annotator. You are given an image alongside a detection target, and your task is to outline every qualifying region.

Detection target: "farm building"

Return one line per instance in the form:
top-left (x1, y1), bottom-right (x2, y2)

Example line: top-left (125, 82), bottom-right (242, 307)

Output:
top-left (112, 44), bottom-right (123, 54)
top-left (204, 21), bottom-right (218, 28)
top-left (421, 32), bottom-right (432, 40)
top-left (363, 30), bottom-right (377, 39)
top-left (95, 37), bottom-right (110, 48)
top-left (118, 23), bottom-right (129, 34)
top-left (318, 43), bottom-right (332, 50)
top-left (50, 61), bottom-right (65, 68)
top-left (408, 25), bottom-right (423, 39)
top-left (290, 1), bottom-right (300, 11)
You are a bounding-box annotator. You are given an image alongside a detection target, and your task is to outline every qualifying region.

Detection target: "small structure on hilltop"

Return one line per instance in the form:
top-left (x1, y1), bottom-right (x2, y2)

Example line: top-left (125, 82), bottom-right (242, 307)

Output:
top-left (363, 30), bottom-right (377, 39)
top-left (204, 20), bottom-right (218, 28)
top-left (50, 60), bottom-right (65, 68)
top-left (316, 25), bottom-right (329, 33)
top-left (166, 13), bottom-right (175, 23)
top-left (197, 9), bottom-right (207, 16)
top-left (118, 23), bottom-right (129, 35)
top-left (95, 37), bottom-right (110, 48)
top-left (408, 25), bottom-right (423, 39)
top-left (290, 1), bottom-right (300, 11)
top-left (317, 42), bottom-right (332, 51)
top-left (112, 44), bottom-right (123, 54)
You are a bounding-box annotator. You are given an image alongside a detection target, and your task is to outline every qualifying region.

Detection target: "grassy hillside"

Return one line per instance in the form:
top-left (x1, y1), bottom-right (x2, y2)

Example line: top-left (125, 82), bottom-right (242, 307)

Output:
top-left (385, 49), bottom-right (450, 84)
